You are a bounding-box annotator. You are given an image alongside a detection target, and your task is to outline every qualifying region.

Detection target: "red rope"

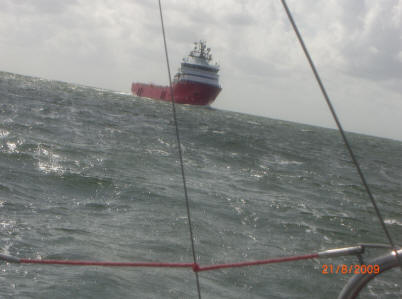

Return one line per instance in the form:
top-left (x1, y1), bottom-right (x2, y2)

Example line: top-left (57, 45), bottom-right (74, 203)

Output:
top-left (15, 253), bottom-right (319, 272)
top-left (19, 259), bottom-right (194, 268)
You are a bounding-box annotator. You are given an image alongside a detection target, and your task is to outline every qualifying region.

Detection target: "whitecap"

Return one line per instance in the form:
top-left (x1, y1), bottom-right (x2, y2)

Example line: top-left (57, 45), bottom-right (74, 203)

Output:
top-left (1, 241), bottom-right (13, 256)
top-left (36, 145), bottom-right (65, 174)
top-left (38, 161), bottom-right (64, 174)
top-left (6, 142), bottom-right (18, 153)
top-left (212, 130), bottom-right (224, 135)
top-left (277, 159), bottom-right (303, 166)
top-left (384, 219), bottom-right (402, 226)
top-left (0, 129), bottom-right (9, 138)
top-left (0, 220), bottom-right (15, 229)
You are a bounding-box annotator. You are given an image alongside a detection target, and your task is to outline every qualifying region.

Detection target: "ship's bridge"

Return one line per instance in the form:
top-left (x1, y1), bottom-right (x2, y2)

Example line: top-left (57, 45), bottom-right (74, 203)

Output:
top-left (177, 62), bottom-right (220, 87)
top-left (176, 41), bottom-right (220, 87)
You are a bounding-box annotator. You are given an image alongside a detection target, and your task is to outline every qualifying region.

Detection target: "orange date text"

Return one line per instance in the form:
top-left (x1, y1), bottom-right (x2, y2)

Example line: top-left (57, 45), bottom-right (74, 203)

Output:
top-left (321, 264), bottom-right (380, 275)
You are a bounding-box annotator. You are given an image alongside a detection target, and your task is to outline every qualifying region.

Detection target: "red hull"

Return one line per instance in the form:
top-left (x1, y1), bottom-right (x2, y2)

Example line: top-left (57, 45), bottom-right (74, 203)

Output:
top-left (131, 81), bottom-right (221, 106)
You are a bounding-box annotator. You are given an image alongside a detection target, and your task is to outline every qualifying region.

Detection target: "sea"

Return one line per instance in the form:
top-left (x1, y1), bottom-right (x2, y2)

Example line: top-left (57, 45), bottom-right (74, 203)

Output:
top-left (0, 70), bottom-right (401, 298)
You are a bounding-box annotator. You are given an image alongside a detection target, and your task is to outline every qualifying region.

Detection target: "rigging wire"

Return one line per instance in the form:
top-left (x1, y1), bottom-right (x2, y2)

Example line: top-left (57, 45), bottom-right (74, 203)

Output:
top-left (280, 0), bottom-right (402, 269)
top-left (157, 1), bottom-right (202, 298)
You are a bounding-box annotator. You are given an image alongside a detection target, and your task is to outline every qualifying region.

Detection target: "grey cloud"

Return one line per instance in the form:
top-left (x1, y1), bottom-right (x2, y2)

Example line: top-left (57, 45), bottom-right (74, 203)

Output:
top-left (340, 0), bottom-right (402, 80)
top-left (5, 0), bottom-right (78, 14)
top-left (224, 13), bottom-right (255, 27)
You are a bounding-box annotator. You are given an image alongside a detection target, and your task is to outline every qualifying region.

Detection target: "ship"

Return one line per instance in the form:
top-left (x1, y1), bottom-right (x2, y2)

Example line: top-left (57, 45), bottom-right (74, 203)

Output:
top-left (132, 40), bottom-right (221, 105)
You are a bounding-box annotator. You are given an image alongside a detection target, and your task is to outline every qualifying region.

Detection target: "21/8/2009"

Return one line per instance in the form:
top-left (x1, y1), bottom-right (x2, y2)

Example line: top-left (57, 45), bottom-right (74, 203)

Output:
top-left (322, 264), bottom-right (380, 274)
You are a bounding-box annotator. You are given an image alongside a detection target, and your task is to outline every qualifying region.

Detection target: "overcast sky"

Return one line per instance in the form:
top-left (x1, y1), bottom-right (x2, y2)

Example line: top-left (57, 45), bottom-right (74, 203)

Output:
top-left (1, 0), bottom-right (401, 140)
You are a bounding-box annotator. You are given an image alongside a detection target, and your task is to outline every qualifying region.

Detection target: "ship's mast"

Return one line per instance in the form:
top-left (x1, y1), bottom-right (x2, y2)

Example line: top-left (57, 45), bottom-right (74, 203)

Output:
top-left (190, 40), bottom-right (212, 62)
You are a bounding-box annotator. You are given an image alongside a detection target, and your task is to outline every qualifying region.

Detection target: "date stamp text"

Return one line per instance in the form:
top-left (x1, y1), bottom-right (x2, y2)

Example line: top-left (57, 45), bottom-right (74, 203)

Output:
top-left (321, 264), bottom-right (380, 275)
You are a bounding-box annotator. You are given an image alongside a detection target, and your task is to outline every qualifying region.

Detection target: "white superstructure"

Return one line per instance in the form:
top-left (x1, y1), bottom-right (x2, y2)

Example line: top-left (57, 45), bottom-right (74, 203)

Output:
top-left (174, 41), bottom-right (221, 88)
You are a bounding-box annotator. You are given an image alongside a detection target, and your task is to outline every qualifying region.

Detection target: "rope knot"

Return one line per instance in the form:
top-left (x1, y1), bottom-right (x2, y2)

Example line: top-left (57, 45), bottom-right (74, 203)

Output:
top-left (192, 263), bottom-right (200, 272)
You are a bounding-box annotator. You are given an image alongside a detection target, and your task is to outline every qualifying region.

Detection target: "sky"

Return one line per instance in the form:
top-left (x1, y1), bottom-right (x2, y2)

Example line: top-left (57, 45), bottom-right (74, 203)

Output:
top-left (1, 0), bottom-right (402, 140)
